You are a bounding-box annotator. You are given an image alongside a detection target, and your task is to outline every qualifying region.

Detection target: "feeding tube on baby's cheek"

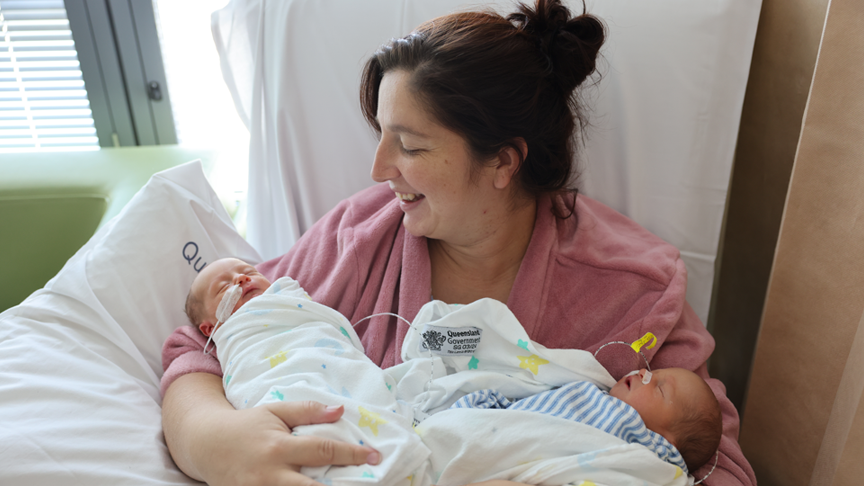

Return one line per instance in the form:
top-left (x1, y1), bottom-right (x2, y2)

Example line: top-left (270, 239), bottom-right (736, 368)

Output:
top-left (203, 284), bottom-right (243, 355)
top-left (642, 370), bottom-right (652, 385)
top-left (216, 284), bottom-right (243, 323)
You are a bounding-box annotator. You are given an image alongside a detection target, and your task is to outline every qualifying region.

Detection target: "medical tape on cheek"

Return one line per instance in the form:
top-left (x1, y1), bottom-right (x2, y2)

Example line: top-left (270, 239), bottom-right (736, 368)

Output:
top-left (203, 284), bottom-right (243, 355)
top-left (216, 284), bottom-right (243, 323)
top-left (641, 370), bottom-right (652, 385)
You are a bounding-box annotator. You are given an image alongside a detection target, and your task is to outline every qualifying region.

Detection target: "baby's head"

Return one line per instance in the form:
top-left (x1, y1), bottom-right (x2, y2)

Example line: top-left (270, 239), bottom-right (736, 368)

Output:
top-left (610, 367), bottom-right (722, 472)
top-left (185, 257), bottom-right (271, 337)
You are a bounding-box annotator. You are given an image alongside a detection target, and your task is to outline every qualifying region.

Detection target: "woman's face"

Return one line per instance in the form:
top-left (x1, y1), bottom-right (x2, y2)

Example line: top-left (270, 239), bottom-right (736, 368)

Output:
top-left (371, 70), bottom-right (506, 245)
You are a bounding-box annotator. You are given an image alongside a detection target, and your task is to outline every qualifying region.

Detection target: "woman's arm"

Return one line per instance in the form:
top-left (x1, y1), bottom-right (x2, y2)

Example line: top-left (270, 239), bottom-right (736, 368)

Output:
top-left (162, 373), bottom-right (380, 486)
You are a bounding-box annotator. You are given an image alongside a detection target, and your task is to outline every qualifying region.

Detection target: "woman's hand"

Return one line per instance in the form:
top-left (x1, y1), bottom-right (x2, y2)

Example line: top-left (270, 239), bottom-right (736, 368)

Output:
top-left (162, 373), bottom-right (379, 486)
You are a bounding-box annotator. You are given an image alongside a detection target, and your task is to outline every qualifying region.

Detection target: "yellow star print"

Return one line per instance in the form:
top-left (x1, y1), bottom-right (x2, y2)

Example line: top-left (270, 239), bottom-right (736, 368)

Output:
top-left (517, 354), bottom-right (549, 375)
top-left (358, 406), bottom-right (388, 436)
top-left (267, 350), bottom-right (289, 368)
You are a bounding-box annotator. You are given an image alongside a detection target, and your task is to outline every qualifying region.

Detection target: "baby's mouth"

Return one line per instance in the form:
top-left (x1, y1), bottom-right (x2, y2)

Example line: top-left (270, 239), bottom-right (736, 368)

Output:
top-left (395, 191), bottom-right (425, 202)
top-left (241, 287), bottom-right (264, 303)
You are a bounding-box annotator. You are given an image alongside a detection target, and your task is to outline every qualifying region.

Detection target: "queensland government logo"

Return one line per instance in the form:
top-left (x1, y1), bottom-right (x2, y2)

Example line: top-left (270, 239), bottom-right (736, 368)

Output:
top-left (421, 329), bottom-right (447, 351)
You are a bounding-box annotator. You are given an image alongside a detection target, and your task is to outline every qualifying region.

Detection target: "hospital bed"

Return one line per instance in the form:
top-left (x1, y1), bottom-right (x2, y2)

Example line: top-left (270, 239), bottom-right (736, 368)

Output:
top-left (0, 0), bottom-right (760, 484)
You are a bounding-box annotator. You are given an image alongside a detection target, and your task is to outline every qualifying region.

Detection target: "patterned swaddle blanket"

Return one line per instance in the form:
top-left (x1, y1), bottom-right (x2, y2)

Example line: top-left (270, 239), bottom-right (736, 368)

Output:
top-left (212, 277), bottom-right (689, 486)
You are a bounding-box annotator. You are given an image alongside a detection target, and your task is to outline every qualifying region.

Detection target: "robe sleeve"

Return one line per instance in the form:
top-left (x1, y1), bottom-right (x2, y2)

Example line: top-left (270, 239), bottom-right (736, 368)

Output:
top-left (160, 325), bottom-right (221, 398)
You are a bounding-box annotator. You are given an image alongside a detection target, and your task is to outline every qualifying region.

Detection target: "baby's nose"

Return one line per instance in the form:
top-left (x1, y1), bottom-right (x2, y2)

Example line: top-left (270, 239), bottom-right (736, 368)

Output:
top-left (233, 274), bottom-right (251, 284)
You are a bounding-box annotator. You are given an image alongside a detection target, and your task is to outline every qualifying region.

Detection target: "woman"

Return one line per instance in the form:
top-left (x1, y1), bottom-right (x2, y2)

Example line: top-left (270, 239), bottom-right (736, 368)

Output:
top-left (161, 1), bottom-right (755, 485)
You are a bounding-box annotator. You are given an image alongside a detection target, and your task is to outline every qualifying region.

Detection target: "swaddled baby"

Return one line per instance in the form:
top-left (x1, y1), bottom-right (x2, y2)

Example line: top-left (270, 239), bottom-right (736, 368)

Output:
top-left (184, 257), bottom-right (721, 483)
top-left (452, 367), bottom-right (721, 475)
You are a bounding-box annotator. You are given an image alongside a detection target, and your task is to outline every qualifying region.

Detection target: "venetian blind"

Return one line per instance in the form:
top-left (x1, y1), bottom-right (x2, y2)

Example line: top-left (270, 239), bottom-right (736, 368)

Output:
top-left (0, 0), bottom-right (99, 152)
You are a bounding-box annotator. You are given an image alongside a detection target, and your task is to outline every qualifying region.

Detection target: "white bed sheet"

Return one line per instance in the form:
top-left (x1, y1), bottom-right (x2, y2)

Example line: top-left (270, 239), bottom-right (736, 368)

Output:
top-left (213, 0), bottom-right (761, 323)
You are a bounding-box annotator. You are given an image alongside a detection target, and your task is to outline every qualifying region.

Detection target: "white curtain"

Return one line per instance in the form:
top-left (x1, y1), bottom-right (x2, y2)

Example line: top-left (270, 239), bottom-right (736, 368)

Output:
top-left (211, 0), bottom-right (762, 324)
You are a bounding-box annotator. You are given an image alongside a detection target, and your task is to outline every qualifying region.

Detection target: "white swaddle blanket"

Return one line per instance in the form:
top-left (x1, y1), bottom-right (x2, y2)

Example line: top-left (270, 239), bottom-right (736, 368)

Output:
top-left (212, 277), bottom-right (688, 486)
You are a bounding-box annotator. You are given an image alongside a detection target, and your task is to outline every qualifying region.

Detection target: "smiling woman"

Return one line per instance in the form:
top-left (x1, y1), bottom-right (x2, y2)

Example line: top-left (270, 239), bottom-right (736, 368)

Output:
top-left (360, 4), bottom-right (604, 203)
top-left (371, 71), bottom-right (489, 240)
top-left (360, 2), bottom-right (604, 304)
top-left (371, 69), bottom-right (537, 305)
top-left (160, 1), bottom-right (756, 485)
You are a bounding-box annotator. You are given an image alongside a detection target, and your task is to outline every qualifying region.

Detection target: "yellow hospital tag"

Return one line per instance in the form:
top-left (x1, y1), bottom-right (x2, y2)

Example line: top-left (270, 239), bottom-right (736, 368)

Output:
top-left (630, 332), bottom-right (657, 353)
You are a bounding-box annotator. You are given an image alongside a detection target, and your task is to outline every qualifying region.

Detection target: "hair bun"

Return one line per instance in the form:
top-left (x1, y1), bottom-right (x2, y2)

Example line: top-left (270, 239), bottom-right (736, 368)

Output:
top-left (508, 0), bottom-right (605, 93)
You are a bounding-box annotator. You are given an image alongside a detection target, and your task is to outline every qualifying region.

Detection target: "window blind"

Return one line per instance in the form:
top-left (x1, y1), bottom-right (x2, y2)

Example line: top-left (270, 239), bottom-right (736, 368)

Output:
top-left (0, 0), bottom-right (99, 152)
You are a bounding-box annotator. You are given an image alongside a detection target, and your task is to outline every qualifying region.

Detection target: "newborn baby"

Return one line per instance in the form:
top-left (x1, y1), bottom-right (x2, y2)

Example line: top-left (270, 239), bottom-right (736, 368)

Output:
top-left (454, 366), bottom-right (722, 473)
top-left (183, 257), bottom-right (721, 484)
top-left (183, 257), bottom-right (271, 341)
top-left (610, 367), bottom-right (721, 472)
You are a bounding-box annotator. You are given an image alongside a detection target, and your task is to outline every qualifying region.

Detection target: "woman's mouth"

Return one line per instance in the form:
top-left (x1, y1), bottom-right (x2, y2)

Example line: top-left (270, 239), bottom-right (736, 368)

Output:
top-left (395, 191), bottom-right (425, 203)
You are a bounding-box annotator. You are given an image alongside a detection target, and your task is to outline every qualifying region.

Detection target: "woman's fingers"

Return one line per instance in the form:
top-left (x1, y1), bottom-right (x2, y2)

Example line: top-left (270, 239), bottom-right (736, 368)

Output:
top-left (163, 375), bottom-right (376, 486)
top-left (283, 435), bottom-right (381, 467)
top-left (266, 401), bottom-right (347, 427)
top-left (264, 401), bottom-right (381, 467)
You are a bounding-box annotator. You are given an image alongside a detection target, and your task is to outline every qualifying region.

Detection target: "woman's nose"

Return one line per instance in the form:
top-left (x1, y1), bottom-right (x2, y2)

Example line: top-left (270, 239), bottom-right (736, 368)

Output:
top-left (371, 139), bottom-right (400, 183)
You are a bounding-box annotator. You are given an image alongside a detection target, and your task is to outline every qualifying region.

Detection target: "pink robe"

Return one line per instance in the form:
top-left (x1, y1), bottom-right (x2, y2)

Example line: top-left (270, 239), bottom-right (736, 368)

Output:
top-left (162, 183), bottom-right (755, 486)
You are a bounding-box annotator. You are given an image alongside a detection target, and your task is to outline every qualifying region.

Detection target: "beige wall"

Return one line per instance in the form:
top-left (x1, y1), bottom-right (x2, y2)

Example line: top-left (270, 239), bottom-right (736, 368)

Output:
top-left (738, 0), bottom-right (864, 483)
top-left (709, 0), bottom-right (830, 411)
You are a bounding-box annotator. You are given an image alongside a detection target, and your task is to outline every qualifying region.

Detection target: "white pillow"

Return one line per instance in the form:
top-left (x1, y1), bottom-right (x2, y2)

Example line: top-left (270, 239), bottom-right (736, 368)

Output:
top-left (0, 161), bottom-right (261, 485)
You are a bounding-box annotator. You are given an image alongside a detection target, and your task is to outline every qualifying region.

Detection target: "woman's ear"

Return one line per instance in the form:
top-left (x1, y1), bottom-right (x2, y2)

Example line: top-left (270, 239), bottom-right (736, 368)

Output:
top-left (492, 138), bottom-right (528, 190)
top-left (199, 321), bottom-right (215, 337)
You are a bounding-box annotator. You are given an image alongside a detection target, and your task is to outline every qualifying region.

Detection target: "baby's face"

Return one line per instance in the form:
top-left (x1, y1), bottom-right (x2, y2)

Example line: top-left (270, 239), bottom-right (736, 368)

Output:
top-left (191, 258), bottom-right (271, 335)
top-left (609, 367), bottom-right (707, 445)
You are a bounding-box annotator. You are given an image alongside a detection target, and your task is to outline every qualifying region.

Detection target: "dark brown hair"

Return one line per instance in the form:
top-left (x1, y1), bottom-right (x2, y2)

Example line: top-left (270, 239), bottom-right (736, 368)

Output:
top-left (184, 288), bottom-right (205, 328)
top-left (670, 380), bottom-right (723, 472)
top-left (360, 0), bottom-right (604, 206)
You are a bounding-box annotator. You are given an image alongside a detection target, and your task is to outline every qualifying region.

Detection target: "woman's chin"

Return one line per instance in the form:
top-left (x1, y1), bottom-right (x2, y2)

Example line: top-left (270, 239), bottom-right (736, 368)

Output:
top-left (402, 220), bottom-right (430, 239)
top-left (401, 214), bottom-right (436, 239)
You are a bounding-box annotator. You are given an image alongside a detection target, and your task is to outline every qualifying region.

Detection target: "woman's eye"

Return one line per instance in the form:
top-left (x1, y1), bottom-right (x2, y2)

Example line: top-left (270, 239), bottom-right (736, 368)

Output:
top-left (400, 146), bottom-right (421, 156)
